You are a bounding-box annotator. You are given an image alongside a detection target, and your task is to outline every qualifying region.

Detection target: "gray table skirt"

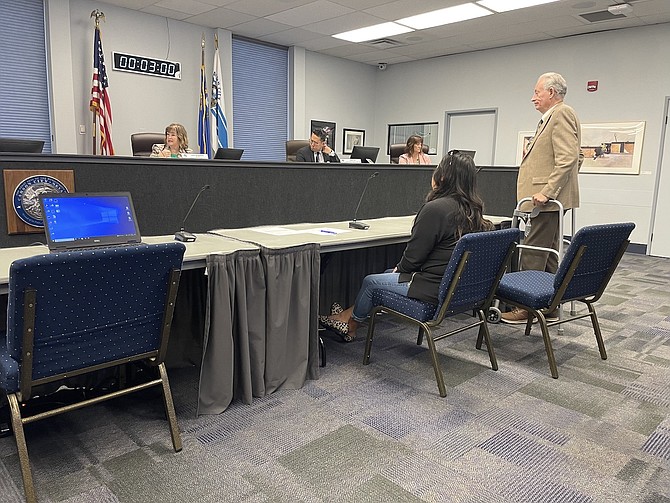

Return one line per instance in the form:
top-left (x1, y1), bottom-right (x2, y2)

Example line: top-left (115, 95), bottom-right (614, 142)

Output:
top-left (198, 244), bottom-right (321, 415)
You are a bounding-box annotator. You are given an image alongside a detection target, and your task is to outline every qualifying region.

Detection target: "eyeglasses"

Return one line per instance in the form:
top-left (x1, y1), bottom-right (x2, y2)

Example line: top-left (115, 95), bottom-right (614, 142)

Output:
top-left (309, 138), bottom-right (323, 145)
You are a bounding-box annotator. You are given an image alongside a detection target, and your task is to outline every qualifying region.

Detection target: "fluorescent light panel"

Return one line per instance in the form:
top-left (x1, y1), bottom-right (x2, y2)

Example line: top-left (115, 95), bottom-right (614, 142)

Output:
top-left (333, 22), bottom-right (413, 43)
top-left (476, 0), bottom-right (560, 13)
top-left (396, 3), bottom-right (492, 30)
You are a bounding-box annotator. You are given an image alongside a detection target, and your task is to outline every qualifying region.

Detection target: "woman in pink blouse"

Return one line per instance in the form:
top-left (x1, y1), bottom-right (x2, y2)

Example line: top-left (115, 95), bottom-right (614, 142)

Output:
top-left (399, 135), bottom-right (432, 165)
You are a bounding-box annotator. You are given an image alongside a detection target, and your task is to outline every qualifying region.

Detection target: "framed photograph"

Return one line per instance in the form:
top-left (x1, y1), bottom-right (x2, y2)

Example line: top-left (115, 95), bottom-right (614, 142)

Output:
top-left (387, 122), bottom-right (439, 154)
top-left (310, 120), bottom-right (336, 151)
top-left (343, 128), bottom-right (365, 154)
top-left (516, 131), bottom-right (535, 165)
top-left (580, 121), bottom-right (645, 174)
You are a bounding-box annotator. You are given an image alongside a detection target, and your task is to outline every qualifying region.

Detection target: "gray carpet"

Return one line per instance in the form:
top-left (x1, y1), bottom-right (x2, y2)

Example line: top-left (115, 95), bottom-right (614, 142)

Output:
top-left (1, 252), bottom-right (669, 502)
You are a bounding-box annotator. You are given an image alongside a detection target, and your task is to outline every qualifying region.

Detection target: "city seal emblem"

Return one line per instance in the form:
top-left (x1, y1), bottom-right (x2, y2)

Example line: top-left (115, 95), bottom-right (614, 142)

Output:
top-left (13, 175), bottom-right (69, 228)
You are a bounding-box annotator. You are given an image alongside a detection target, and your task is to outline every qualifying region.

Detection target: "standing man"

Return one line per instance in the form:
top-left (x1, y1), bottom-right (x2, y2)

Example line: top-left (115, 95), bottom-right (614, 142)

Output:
top-left (295, 127), bottom-right (340, 163)
top-left (502, 72), bottom-right (582, 324)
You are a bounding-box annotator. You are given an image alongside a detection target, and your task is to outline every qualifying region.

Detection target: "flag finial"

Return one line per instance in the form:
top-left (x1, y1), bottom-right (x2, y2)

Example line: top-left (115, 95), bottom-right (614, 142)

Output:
top-left (90, 10), bottom-right (105, 28)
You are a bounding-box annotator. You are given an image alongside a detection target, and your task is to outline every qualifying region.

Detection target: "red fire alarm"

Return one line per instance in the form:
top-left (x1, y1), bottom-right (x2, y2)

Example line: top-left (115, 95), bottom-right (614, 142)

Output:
top-left (587, 80), bottom-right (598, 92)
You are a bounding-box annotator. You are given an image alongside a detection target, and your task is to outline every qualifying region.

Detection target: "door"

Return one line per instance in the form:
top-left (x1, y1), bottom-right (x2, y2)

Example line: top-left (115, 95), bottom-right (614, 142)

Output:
top-left (649, 97), bottom-right (670, 257)
top-left (444, 109), bottom-right (497, 165)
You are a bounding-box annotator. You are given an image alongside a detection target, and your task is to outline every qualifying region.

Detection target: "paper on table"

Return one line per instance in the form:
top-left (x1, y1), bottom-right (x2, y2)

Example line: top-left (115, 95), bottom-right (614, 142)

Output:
top-left (252, 226), bottom-right (305, 236)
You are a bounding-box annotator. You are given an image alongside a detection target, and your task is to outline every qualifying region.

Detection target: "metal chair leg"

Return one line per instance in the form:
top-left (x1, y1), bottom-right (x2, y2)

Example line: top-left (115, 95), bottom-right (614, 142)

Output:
top-left (587, 303), bottom-right (607, 360)
top-left (8, 393), bottom-right (36, 503)
top-left (476, 310), bottom-right (498, 371)
top-left (158, 363), bottom-right (182, 452)
top-left (423, 327), bottom-right (447, 397)
top-left (535, 313), bottom-right (559, 378)
top-left (363, 308), bottom-right (380, 364)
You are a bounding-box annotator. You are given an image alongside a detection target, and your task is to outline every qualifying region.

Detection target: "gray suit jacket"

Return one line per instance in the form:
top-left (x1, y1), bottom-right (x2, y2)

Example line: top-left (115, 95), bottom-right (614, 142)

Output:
top-left (518, 102), bottom-right (581, 211)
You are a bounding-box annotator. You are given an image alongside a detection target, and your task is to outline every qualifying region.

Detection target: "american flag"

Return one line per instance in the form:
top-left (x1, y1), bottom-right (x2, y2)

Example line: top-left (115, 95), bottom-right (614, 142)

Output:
top-left (90, 26), bottom-right (114, 155)
top-left (198, 41), bottom-right (211, 156)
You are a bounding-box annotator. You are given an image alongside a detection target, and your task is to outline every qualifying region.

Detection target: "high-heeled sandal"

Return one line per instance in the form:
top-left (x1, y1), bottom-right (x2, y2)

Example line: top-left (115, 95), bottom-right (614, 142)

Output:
top-left (330, 302), bottom-right (343, 316)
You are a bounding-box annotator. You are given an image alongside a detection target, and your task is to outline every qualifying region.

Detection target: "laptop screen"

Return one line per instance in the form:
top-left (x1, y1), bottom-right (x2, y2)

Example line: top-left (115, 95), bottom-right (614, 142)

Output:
top-left (40, 192), bottom-right (141, 251)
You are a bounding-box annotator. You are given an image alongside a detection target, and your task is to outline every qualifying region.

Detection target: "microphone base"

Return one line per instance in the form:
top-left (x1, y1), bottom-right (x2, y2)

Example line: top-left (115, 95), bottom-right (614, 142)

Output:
top-left (175, 231), bottom-right (197, 242)
top-left (349, 221), bottom-right (369, 230)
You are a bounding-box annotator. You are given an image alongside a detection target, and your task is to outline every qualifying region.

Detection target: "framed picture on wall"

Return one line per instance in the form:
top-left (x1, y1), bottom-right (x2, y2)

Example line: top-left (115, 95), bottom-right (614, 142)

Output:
top-left (343, 128), bottom-right (365, 154)
top-left (387, 122), bottom-right (439, 155)
top-left (580, 121), bottom-right (645, 174)
top-left (310, 120), bottom-right (336, 150)
top-left (515, 131), bottom-right (534, 165)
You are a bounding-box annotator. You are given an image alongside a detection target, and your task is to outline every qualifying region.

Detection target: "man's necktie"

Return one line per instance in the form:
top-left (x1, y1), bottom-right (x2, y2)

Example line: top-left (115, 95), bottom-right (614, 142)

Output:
top-left (315, 152), bottom-right (320, 163)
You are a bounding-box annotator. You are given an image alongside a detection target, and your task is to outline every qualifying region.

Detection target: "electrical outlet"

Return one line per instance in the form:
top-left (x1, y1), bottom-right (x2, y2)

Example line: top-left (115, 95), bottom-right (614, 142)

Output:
top-left (79, 125), bottom-right (86, 135)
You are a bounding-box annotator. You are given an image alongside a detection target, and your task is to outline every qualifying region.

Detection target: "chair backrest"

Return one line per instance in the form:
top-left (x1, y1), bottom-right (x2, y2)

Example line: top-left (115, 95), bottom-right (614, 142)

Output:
top-left (131, 132), bottom-right (165, 157)
top-left (286, 140), bottom-right (309, 162)
top-left (5, 242), bottom-right (185, 394)
top-left (389, 143), bottom-right (430, 164)
top-left (435, 227), bottom-right (518, 319)
top-left (553, 222), bottom-right (635, 302)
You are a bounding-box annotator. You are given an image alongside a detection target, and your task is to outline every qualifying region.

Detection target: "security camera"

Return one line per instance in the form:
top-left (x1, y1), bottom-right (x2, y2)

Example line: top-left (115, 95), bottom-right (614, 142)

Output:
top-left (377, 63), bottom-right (387, 71)
top-left (608, 3), bottom-right (633, 15)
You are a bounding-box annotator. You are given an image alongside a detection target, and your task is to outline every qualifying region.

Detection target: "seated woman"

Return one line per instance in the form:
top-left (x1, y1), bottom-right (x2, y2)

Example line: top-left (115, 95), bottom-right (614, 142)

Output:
top-left (150, 123), bottom-right (192, 157)
top-left (319, 151), bottom-right (493, 342)
top-left (398, 134), bottom-right (431, 165)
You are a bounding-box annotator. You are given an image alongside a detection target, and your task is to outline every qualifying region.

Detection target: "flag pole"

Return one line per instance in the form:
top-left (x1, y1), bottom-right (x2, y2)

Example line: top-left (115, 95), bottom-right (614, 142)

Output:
top-left (90, 10), bottom-right (104, 155)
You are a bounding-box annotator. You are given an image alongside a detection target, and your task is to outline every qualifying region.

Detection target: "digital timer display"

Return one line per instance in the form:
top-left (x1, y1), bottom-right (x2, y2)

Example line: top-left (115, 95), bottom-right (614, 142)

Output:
top-left (112, 52), bottom-right (181, 80)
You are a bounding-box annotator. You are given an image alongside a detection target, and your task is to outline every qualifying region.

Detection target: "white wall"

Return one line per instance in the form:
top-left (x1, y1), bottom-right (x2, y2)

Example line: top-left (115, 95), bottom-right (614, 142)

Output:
top-left (56, 0), bottom-right (217, 156)
top-left (303, 51), bottom-right (378, 155)
top-left (44, 2), bottom-right (669, 246)
top-left (370, 23), bottom-right (670, 246)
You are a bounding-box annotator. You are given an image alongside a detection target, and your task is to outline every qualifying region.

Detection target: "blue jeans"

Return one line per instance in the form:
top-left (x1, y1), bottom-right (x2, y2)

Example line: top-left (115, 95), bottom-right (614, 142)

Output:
top-left (351, 272), bottom-right (409, 322)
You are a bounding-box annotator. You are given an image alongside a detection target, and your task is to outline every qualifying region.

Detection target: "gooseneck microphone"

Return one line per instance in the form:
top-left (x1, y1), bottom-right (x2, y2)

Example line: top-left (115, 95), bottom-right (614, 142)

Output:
top-left (175, 184), bottom-right (211, 242)
top-left (349, 171), bottom-right (379, 230)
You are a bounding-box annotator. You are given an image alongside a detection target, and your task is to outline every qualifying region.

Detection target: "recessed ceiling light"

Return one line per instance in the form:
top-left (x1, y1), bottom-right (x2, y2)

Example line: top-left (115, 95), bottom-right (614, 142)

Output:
top-left (333, 22), bottom-right (414, 43)
top-left (476, 0), bottom-right (560, 13)
top-left (396, 3), bottom-right (492, 30)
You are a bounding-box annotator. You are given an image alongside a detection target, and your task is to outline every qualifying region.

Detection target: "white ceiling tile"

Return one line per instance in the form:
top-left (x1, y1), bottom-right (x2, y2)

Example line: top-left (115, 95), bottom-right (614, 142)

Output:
top-left (81, 0), bottom-right (670, 65)
top-left (266, 0), bottom-right (355, 27)
top-left (185, 7), bottom-right (256, 28)
top-left (224, 0), bottom-right (314, 17)
top-left (155, 0), bottom-right (214, 15)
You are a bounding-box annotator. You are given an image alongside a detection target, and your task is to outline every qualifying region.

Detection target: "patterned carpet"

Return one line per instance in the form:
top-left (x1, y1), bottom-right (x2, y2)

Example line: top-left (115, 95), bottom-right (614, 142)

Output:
top-left (1, 252), bottom-right (669, 502)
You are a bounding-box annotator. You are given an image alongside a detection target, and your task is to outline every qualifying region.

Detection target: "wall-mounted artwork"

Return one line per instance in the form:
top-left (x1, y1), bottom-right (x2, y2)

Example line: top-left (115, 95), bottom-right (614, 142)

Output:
top-left (580, 121), bottom-right (645, 174)
top-left (388, 122), bottom-right (439, 155)
top-left (516, 131), bottom-right (534, 165)
top-left (343, 128), bottom-right (365, 154)
top-left (310, 120), bottom-right (336, 151)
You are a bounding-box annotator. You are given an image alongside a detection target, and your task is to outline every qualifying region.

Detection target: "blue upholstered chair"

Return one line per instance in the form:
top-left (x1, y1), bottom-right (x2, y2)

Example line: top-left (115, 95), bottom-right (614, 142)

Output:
top-left (0, 242), bottom-right (185, 503)
top-left (363, 228), bottom-right (519, 397)
top-left (495, 222), bottom-right (635, 379)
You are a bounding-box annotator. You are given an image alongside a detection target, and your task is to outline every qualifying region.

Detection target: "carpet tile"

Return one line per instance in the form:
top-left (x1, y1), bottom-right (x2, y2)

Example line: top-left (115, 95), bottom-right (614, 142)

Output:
top-left (1, 252), bottom-right (669, 502)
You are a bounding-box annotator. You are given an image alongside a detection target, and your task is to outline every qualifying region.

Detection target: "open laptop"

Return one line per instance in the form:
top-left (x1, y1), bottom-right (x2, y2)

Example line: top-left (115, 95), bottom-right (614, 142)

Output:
top-left (214, 147), bottom-right (244, 160)
top-left (39, 192), bottom-right (142, 252)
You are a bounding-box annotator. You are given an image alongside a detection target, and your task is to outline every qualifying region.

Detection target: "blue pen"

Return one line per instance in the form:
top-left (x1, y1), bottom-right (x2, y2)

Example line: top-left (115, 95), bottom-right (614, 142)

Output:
top-left (320, 229), bottom-right (337, 234)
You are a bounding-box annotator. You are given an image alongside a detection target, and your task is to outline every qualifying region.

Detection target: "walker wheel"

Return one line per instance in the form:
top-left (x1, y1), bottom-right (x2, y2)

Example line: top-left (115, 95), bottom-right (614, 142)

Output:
top-left (487, 306), bottom-right (501, 324)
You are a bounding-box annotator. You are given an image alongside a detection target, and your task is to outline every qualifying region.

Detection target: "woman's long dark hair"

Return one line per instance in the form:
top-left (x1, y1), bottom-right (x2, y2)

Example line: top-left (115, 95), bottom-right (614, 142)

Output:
top-left (426, 151), bottom-right (493, 237)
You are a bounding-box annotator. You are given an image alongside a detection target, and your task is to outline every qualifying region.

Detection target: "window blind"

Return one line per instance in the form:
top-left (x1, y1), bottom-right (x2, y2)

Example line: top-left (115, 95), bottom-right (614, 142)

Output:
top-left (0, 0), bottom-right (52, 153)
top-left (232, 37), bottom-right (287, 162)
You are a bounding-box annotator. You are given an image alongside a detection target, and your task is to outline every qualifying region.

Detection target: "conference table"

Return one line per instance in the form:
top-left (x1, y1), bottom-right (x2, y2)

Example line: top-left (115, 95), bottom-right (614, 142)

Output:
top-left (0, 215), bottom-right (510, 415)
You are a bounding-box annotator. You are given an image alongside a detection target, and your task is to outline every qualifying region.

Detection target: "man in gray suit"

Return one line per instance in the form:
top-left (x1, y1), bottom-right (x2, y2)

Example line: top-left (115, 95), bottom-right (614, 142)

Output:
top-left (502, 72), bottom-right (582, 324)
